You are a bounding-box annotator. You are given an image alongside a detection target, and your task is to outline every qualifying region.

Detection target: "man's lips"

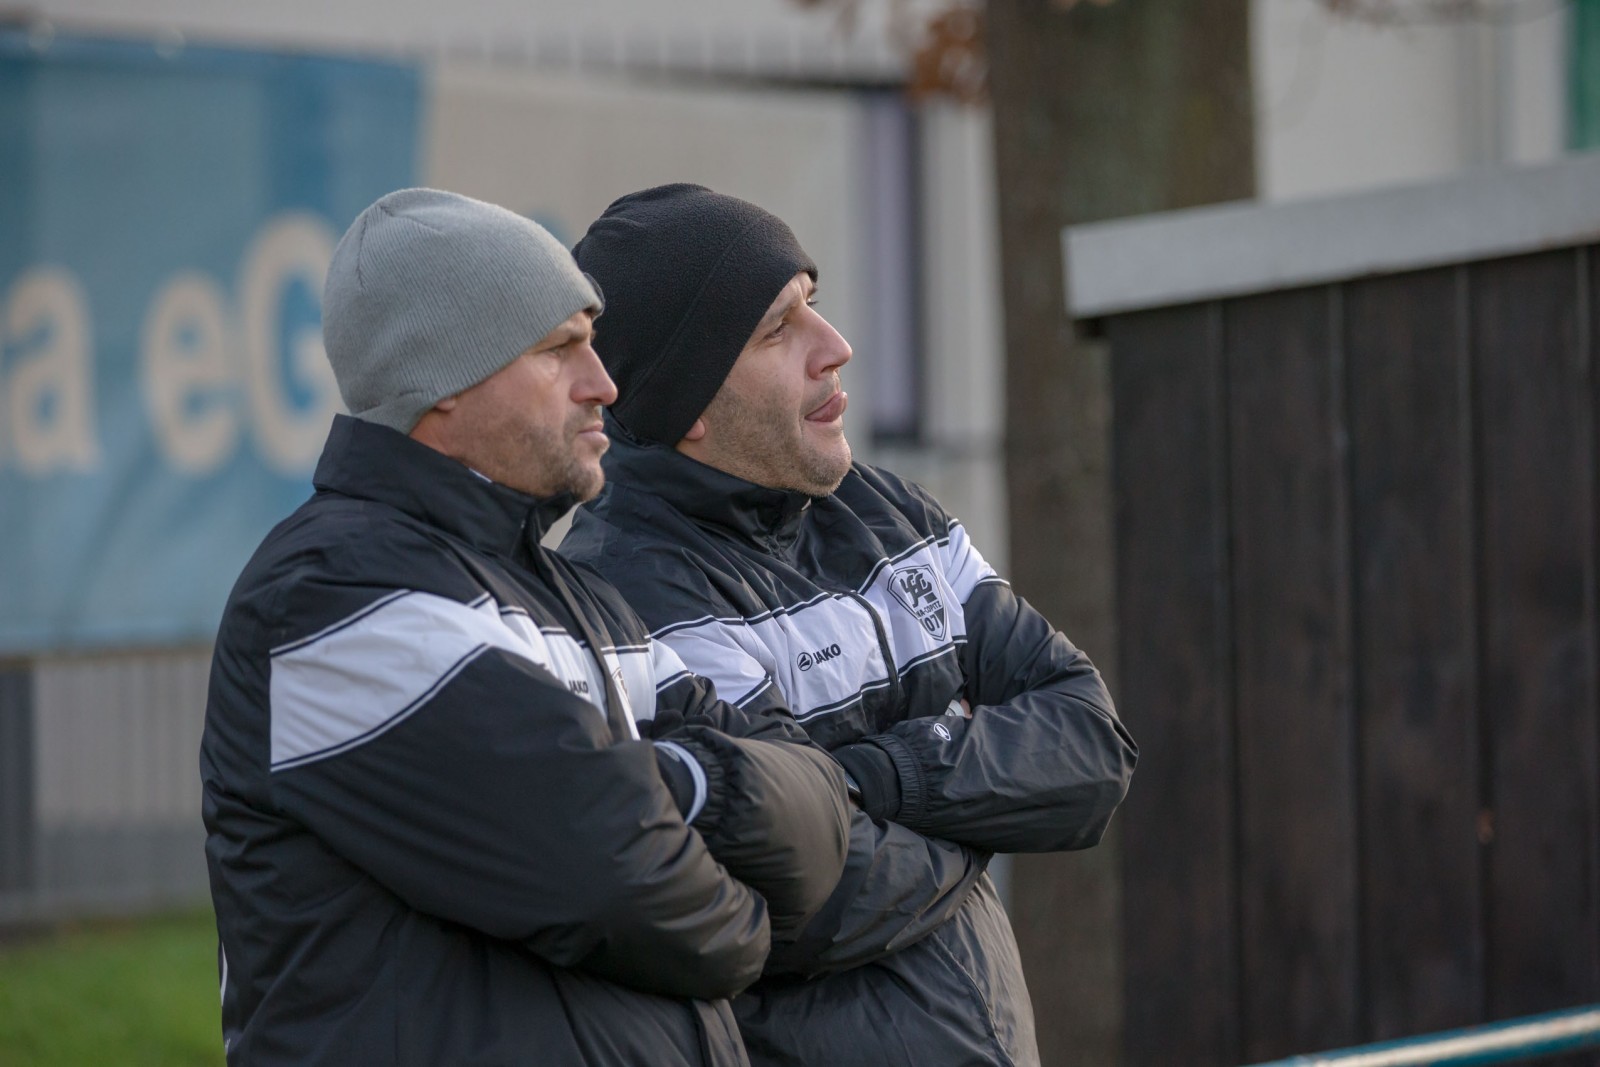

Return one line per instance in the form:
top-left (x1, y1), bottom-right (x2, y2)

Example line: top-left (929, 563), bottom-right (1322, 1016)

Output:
top-left (805, 391), bottom-right (848, 422)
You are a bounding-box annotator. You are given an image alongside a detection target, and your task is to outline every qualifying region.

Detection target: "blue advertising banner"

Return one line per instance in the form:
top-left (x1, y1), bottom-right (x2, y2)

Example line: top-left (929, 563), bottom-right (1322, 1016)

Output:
top-left (0, 32), bottom-right (421, 651)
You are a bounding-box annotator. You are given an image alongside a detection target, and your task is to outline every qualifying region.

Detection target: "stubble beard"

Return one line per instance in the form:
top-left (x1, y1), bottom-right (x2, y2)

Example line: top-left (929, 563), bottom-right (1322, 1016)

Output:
top-left (549, 405), bottom-right (608, 502)
top-left (704, 387), bottom-right (851, 497)
top-left (488, 407), bottom-right (607, 502)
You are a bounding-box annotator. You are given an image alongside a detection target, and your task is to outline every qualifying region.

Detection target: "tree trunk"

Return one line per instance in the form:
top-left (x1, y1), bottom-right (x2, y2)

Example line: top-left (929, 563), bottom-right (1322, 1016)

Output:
top-left (985, 3), bottom-right (1255, 1064)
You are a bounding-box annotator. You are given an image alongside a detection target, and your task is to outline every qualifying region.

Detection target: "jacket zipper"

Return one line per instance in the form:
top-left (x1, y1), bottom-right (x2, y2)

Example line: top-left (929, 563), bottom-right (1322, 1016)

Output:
top-left (846, 590), bottom-right (901, 727)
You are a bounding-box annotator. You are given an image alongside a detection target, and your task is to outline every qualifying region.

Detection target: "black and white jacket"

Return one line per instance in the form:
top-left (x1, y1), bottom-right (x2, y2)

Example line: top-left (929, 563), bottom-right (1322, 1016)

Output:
top-left (201, 415), bottom-right (850, 1067)
top-left (563, 429), bottom-right (1138, 1067)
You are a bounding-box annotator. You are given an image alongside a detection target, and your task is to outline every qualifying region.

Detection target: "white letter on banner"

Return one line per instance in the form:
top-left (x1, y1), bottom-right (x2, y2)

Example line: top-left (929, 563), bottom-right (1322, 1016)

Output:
top-left (5, 267), bottom-right (99, 474)
top-left (239, 213), bottom-right (342, 474)
top-left (141, 272), bottom-right (239, 474)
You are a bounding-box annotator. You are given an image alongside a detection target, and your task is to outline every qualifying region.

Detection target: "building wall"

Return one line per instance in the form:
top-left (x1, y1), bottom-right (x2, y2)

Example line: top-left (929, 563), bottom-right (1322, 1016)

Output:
top-left (1254, 0), bottom-right (1569, 201)
top-left (883, 98), bottom-right (1007, 572)
top-left (22, 0), bottom-right (949, 79)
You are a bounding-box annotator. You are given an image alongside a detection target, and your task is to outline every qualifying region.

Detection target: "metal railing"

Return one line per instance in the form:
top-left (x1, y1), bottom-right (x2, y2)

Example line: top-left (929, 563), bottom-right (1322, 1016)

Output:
top-left (1243, 1005), bottom-right (1600, 1067)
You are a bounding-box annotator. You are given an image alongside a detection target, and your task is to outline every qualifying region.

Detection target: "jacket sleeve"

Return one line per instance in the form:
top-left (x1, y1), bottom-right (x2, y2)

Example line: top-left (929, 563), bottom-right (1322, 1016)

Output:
top-left (650, 633), bottom-right (990, 978)
top-left (262, 575), bottom-right (771, 1002)
top-left (645, 643), bottom-right (852, 943)
top-left (762, 808), bottom-right (990, 978)
top-left (833, 522), bottom-right (1138, 854)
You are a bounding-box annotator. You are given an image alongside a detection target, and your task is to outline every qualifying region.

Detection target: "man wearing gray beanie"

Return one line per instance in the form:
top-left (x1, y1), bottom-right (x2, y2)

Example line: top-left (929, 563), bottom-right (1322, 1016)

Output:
top-left (565, 184), bottom-right (1137, 1067)
top-left (201, 187), bottom-right (853, 1067)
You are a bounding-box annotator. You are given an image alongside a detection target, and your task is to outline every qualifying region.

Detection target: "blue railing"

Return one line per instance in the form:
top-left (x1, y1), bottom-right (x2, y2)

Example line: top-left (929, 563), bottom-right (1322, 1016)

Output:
top-left (1243, 1004), bottom-right (1600, 1067)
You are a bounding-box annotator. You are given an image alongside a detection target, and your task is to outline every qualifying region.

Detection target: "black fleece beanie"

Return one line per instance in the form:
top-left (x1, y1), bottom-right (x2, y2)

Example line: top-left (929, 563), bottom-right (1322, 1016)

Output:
top-left (572, 184), bottom-right (816, 445)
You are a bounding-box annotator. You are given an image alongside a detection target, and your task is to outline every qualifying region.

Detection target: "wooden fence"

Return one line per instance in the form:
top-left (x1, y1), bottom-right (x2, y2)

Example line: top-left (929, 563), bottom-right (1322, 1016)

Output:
top-left (1065, 154), bottom-right (1600, 1066)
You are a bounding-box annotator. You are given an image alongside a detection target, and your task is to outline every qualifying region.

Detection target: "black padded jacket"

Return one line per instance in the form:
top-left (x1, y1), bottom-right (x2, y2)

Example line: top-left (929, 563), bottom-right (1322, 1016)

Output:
top-left (201, 416), bottom-right (851, 1066)
top-left (562, 429), bottom-right (1138, 1067)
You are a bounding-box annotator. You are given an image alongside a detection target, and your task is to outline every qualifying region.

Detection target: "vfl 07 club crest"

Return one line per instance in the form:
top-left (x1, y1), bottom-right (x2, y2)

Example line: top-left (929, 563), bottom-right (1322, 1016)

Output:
top-left (889, 564), bottom-right (947, 640)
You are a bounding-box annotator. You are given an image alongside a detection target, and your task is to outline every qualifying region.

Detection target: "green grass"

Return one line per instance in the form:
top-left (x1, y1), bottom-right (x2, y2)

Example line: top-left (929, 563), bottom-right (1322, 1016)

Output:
top-left (0, 910), bottom-right (224, 1067)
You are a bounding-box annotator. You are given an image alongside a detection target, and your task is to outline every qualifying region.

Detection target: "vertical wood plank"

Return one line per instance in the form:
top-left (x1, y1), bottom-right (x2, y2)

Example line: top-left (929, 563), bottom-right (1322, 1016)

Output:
top-left (1226, 286), bottom-right (1361, 1062)
top-left (1591, 247), bottom-right (1600, 1048)
top-left (1110, 303), bottom-right (1237, 1067)
top-left (1345, 267), bottom-right (1484, 1039)
top-left (1473, 249), bottom-right (1600, 1041)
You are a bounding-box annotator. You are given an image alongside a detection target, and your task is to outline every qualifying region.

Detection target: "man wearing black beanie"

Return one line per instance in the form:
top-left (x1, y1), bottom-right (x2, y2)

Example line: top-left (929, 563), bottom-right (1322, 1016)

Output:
top-left (565, 184), bottom-right (1137, 1067)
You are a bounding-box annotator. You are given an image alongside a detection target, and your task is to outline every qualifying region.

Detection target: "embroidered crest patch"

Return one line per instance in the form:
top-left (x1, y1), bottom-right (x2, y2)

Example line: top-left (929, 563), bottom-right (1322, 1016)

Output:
top-left (889, 564), bottom-right (947, 640)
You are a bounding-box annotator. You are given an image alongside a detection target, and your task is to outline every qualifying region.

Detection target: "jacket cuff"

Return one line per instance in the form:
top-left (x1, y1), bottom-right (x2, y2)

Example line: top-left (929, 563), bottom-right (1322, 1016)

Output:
top-left (833, 741), bottom-right (902, 822)
top-left (661, 736), bottom-right (730, 831)
top-left (653, 740), bottom-right (715, 824)
top-left (864, 733), bottom-right (927, 826)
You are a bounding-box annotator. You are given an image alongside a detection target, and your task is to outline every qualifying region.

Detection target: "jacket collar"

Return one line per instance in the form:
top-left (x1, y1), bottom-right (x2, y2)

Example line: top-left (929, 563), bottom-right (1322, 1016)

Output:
top-left (313, 414), bottom-right (575, 558)
top-left (600, 416), bottom-right (814, 550)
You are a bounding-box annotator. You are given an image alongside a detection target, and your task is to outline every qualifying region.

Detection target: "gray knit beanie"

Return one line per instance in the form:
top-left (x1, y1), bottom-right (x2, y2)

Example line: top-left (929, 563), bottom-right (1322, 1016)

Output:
top-left (322, 188), bottom-right (602, 433)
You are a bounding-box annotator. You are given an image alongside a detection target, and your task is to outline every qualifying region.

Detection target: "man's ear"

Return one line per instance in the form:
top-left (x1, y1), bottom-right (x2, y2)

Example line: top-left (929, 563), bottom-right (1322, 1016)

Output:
top-left (681, 417), bottom-right (708, 443)
top-left (409, 394), bottom-right (460, 448)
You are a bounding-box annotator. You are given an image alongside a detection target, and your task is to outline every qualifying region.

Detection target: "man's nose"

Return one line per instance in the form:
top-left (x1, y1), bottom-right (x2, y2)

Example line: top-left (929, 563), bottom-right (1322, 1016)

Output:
top-left (811, 313), bottom-right (852, 376)
top-left (577, 346), bottom-right (618, 406)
